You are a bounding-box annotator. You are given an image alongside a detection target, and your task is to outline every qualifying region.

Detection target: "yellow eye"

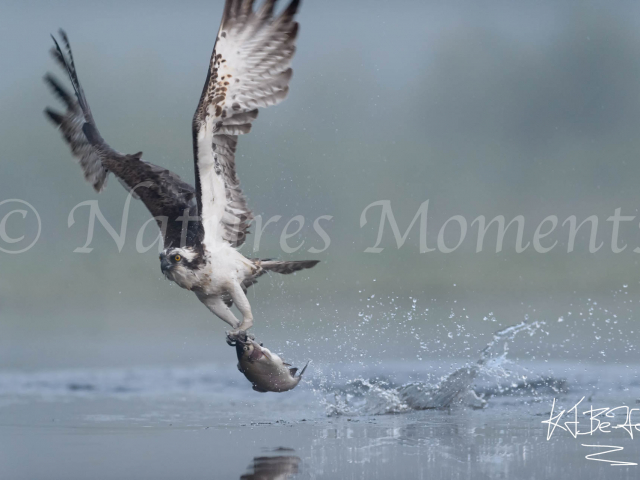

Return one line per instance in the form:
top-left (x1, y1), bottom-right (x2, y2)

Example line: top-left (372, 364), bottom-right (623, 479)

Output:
top-left (174, 254), bottom-right (182, 262)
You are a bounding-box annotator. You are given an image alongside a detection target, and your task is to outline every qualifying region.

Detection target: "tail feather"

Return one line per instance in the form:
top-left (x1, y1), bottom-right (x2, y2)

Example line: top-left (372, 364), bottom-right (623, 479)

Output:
top-left (259, 259), bottom-right (319, 275)
top-left (227, 259), bottom-right (319, 308)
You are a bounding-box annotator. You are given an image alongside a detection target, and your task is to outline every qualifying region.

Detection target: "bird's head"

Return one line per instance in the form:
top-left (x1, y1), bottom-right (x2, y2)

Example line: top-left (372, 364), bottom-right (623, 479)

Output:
top-left (159, 247), bottom-right (202, 289)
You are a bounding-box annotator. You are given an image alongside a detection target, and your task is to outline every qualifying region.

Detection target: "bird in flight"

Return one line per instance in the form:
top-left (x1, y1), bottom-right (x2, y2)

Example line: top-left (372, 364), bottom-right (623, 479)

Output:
top-left (44, 0), bottom-right (318, 340)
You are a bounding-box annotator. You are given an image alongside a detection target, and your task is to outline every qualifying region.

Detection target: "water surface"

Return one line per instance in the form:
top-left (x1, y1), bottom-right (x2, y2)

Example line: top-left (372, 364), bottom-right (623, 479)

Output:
top-left (1, 356), bottom-right (638, 479)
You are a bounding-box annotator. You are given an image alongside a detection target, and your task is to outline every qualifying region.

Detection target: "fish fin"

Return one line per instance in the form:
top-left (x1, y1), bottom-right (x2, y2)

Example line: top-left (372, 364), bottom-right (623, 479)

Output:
top-left (252, 385), bottom-right (268, 393)
top-left (298, 361), bottom-right (310, 378)
top-left (283, 362), bottom-right (292, 367)
top-left (289, 367), bottom-right (298, 376)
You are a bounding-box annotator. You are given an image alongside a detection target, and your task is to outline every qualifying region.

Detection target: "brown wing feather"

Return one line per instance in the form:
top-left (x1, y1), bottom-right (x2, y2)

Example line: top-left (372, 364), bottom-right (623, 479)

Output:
top-left (45, 31), bottom-right (198, 248)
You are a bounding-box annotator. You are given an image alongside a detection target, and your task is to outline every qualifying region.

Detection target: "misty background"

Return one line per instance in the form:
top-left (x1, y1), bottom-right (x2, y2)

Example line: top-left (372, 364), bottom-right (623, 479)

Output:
top-left (1, 0), bottom-right (639, 370)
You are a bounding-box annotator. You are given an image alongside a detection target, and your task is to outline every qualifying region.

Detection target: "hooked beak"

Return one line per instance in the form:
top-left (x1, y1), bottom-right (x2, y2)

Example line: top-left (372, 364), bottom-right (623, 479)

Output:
top-left (160, 257), bottom-right (171, 274)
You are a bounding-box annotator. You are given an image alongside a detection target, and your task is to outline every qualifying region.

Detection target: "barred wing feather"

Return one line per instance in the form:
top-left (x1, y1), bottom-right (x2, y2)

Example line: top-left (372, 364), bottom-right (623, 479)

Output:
top-left (192, 0), bottom-right (300, 248)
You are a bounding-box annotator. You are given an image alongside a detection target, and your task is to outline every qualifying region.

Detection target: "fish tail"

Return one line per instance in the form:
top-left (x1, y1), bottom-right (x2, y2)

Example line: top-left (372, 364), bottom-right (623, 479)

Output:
top-left (298, 361), bottom-right (310, 377)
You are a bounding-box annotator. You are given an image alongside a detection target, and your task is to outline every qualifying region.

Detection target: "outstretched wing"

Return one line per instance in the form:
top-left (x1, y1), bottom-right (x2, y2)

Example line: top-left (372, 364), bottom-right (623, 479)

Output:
top-left (192, 0), bottom-right (300, 248)
top-left (45, 31), bottom-right (198, 248)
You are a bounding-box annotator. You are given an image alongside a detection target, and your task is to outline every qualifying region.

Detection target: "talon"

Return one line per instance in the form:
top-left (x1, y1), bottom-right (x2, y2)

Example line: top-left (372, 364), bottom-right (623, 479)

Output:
top-left (226, 330), bottom-right (241, 346)
top-left (226, 329), bottom-right (251, 346)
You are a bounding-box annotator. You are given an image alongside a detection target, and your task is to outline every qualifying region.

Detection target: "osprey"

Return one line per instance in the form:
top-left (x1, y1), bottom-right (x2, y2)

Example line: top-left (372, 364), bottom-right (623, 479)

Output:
top-left (44, 0), bottom-right (318, 338)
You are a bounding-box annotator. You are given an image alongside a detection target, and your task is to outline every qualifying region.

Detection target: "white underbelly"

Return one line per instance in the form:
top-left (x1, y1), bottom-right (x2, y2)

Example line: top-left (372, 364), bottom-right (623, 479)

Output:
top-left (194, 246), bottom-right (254, 295)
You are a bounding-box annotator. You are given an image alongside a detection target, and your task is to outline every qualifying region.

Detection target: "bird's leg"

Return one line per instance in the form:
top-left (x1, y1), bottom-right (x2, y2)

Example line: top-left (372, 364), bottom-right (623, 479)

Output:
top-left (229, 282), bottom-right (254, 333)
top-left (196, 292), bottom-right (242, 341)
top-left (207, 296), bottom-right (250, 346)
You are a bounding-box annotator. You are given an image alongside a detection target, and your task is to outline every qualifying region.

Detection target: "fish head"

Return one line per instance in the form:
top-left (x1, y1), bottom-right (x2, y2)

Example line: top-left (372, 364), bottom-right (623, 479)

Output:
top-left (234, 336), bottom-right (265, 363)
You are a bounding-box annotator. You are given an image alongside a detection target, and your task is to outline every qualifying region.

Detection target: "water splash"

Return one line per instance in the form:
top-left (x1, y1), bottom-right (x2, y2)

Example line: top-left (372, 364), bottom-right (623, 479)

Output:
top-left (323, 320), bottom-right (544, 416)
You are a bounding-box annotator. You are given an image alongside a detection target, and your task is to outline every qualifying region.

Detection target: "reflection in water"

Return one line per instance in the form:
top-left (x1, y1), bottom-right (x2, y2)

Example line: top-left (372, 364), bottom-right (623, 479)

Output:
top-left (308, 414), bottom-right (531, 477)
top-left (240, 455), bottom-right (301, 480)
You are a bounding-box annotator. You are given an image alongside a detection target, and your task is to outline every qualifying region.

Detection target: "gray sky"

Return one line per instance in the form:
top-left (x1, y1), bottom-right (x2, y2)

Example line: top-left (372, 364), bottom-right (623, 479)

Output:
top-left (1, 1), bottom-right (640, 368)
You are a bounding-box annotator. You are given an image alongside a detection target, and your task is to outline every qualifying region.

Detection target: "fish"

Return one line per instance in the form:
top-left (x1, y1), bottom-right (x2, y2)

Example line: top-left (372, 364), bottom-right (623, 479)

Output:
top-left (232, 335), bottom-right (309, 393)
